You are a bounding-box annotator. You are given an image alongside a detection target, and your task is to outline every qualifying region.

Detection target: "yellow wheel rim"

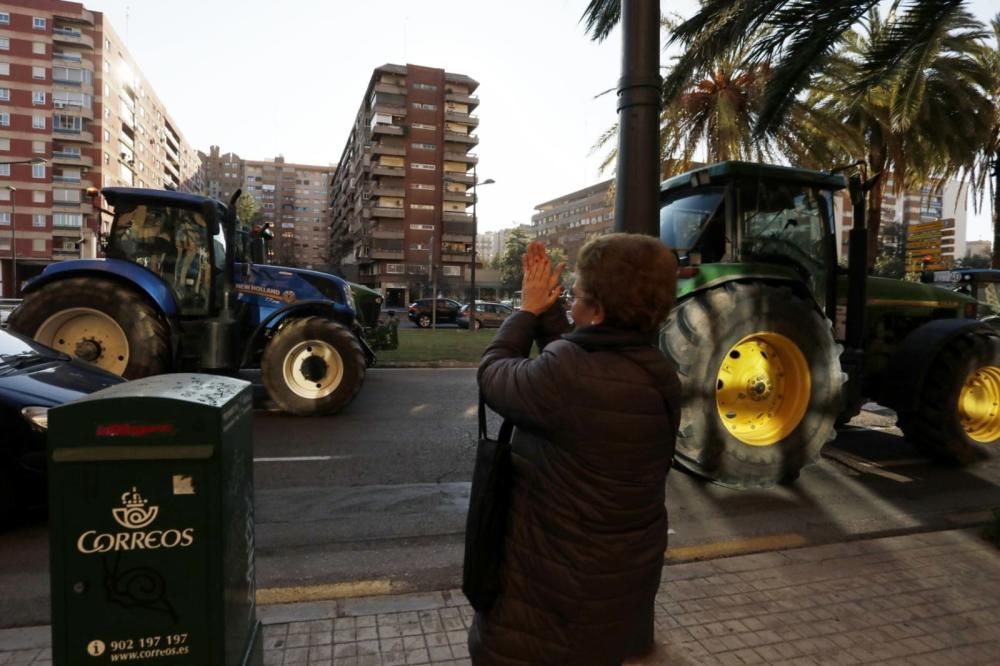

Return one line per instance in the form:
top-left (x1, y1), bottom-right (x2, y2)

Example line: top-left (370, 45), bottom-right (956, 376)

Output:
top-left (959, 365), bottom-right (1000, 444)
top-left (716, 332), bottom-right (811, 446)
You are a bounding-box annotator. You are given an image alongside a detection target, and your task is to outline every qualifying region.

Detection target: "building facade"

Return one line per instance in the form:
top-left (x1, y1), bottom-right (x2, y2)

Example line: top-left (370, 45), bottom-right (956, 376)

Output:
top-left (329, 63), bottom-right (479, 309)
top-left (199, 144), bottom-right (243, 203)
top-left (0, 0), bottom-right (200, 296)
top-left (530, 179), bottom-right (614, 268)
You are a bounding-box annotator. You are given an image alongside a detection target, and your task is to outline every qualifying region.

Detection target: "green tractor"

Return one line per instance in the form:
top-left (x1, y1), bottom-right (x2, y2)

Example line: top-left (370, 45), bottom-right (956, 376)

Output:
top-left (658, 161), bottom-right (1000, 488)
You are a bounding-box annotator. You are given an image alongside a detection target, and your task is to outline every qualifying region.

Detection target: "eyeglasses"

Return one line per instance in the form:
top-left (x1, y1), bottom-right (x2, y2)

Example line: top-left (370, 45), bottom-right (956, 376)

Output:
top-left (568, 289), bottom-right (590, 305)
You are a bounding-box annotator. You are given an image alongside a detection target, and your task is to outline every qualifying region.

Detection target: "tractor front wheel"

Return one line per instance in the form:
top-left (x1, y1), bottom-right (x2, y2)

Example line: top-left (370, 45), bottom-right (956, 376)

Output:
top-left (898, 330), bottom-right (1000, 464)
top-left (261, 317), bottom-right (366, 416)
top-left (7, 276), bottom-right (170, 379)
top-left (661, 282), bottom-right (844, 488)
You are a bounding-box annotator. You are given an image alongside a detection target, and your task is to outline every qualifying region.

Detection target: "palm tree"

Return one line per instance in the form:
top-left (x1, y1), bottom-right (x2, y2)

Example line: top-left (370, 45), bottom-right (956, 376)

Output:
top-left (808, 5), bottom-right (993, 266)
top-left (966, 14), bottom-right (1000, 267)
top-left (582, 0), bottom-right (977, 136)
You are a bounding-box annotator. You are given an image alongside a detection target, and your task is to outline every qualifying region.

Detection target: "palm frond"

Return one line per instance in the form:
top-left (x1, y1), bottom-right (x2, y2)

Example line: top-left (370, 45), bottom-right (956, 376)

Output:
top-left (581, 0), bottom-right (620, 42)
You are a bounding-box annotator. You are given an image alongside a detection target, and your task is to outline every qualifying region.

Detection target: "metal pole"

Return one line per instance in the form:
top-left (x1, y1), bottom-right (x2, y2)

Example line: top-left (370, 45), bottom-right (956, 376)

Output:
top-left (431, 221), bottom-right (437, 329)
top-left (470, 164), bottom-right (478, 331)
top-left (7, 186), bottom-right (16, 297)
top-left (615, 0), bottom-right (662, 236)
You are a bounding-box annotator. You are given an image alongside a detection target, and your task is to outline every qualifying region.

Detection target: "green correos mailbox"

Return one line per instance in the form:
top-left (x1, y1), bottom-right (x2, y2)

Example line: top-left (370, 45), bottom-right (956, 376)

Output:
top-left (48, 373), bottom-right (260, 665)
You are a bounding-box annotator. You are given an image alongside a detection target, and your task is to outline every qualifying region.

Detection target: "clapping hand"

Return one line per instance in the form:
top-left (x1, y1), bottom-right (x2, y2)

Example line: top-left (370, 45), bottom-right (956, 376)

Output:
top-left (520, 241), bottom-right (565, 315)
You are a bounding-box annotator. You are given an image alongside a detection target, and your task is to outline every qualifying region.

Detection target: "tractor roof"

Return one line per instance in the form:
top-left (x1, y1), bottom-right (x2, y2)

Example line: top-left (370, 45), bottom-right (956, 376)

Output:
top-left (661, 161), bottom-right (849, 194)
top-left (102, 187), bottom-right (225, 211)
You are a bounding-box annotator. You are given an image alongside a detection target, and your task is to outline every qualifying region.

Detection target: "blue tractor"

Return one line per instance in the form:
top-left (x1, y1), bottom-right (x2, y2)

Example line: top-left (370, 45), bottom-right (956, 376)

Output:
top-left (8, 188), bottom-right (394, 416)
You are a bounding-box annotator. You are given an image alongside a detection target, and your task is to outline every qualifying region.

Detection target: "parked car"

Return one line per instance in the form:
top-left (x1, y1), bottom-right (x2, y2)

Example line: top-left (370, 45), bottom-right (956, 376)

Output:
top-left (0, 328), bottom-right (124, 527)
top-left (407, 298), bottom-right (463, 328)
top-left (458, 301), bottom-right (515, 329)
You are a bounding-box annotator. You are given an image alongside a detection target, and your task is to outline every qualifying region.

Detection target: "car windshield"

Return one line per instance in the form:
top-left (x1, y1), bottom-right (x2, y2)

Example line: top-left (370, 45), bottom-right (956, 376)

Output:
top-left (0, 329), bottom-right (64, 372)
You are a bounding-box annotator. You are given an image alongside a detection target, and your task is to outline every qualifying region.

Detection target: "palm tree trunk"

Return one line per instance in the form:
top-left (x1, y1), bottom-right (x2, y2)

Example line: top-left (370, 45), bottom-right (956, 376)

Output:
top-left (992, 167), bottom-right (1000, 269)
top-left (865, 151), bottom-right (888, 270)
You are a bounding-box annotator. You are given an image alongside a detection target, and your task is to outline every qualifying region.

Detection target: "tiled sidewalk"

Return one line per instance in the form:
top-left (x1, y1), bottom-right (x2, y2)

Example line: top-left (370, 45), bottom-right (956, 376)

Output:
top-left (2, 528), bottom-right (998, 665)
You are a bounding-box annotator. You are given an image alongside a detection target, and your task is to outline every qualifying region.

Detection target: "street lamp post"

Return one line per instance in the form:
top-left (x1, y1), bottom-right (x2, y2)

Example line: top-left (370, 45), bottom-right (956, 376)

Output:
top-left (2, 158), bottom-right (46, 297)
top-left (5, 185), bottom-right (15, 297)
top-left (469, 164), bottom-right (495, 332)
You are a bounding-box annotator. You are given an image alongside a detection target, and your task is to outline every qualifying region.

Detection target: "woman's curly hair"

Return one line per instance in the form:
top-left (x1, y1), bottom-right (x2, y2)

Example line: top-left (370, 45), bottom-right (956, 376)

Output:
top-left (576, 233), bottom-right (678, 336)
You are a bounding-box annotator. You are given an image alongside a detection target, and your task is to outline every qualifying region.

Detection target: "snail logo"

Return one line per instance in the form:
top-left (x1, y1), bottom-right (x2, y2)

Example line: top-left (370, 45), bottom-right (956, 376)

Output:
top-left (112, 487), bottom-right (159, 530)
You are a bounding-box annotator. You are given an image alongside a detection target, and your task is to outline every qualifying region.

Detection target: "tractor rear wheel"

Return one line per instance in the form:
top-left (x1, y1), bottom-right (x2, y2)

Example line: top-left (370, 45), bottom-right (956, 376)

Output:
top-left (261, 317), bottom-right (366, 416)
top-left (7, 276), bottom-right (170, 379)
top-left (898, 330), bottom-right (1000, 464)
top-left (661, 282), bottom-right (844, 488)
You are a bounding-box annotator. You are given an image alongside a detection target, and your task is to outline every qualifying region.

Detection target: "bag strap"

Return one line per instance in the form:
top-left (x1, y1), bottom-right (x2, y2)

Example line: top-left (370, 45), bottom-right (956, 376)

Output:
top-left (479, 392), bottom-right (514, 443)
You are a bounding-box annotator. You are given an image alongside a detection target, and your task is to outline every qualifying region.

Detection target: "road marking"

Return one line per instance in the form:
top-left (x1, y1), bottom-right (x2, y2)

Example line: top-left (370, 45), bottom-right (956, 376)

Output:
top-left (253, 456), bottom-right (352, 463)
top-left (256, 579), bottom-right (407, 604)
top-left (822, 449), bottom-right (915, 482)
top-left (666, 533), bottom-right (809, 562)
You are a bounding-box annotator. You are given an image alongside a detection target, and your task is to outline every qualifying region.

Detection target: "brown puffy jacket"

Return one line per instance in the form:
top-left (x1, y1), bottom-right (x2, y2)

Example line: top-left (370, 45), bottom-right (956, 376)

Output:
top-left (469, 308), bottom-right (680, 666)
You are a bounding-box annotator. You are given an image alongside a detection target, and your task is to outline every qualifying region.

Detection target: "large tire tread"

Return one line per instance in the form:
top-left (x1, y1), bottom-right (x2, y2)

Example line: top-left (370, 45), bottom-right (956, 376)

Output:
top-left (661, 282), bottom-right (843, 489)
top-left (7, 276), bottom-right (170, 379)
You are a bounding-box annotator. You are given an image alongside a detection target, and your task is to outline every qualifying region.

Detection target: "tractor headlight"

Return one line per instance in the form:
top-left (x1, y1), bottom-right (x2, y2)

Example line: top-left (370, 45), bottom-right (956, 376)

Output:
top-left (21, 406), bottom-right (49, 431)
top-left (344, 288), bottom-right (357, 315)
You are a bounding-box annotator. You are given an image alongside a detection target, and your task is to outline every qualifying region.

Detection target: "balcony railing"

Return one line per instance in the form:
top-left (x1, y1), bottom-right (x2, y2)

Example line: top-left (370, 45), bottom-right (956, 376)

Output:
top-left (53, 28), bottom-right (94, 48)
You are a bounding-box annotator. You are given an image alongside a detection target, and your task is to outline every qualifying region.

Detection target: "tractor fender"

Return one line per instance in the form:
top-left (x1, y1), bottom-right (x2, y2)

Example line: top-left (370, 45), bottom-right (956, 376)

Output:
top-left (239, 300), bottom-right (373, 367)
top-left (22, 259), bottom-right (180, 318)
top-left (679, 269), bottom-right (816, 309)
top-left (882, 318), bottom-right (993, 414)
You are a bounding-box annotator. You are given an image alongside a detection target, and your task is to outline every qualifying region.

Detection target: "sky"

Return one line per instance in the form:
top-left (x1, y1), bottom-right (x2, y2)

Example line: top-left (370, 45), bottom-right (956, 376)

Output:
top-left (87, 0), bottom-right (997, 240)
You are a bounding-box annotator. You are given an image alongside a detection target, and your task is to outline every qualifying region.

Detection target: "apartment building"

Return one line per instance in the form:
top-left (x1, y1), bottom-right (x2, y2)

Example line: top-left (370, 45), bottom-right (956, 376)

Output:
top-left (0, 0), bottom-right (201, 296)
top-left (329, 63), bottom-right (479, 309)
top-left (837, 175), bottom-right (968, 269)
top-left (530, 179), bottom-right (614, 268)
top-left (200, 144), bottom-right (244, 203)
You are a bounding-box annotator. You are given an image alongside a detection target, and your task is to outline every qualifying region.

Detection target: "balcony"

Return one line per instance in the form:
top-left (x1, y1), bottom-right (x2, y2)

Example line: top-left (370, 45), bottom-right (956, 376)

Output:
top-left (371, 144), bottom-right (405, 157)
top-left (51, 151), bottom-right (94, 167)
top-left (444, 131), bottom-right (479, 145)
top-left (445, 91), bottom-right (479, 107)
top-left (445, 111), bottom-right (479, 126)
top-left (371, 249), bottom-right (404, 260)
top-left (372, 102), bottom-right (406, 117)
top-left (443, 190), bottom-right (473, 204)
top-left (372, 165), bottom-right (405, 178)
top-left (53, 28), bottom-right (94, 49)
top-left (53, 129), bottom-right (94, 143)
top-left (442, 252), bottom-right (473, 263)
top-left (55, 10), bottom-right (96, 27)
top-left (53, 51), bottom-right (83, 62)
top-left (443, 211), bottom-right (472, 223)
top-left (443, 171), bottom-right (473, 184)
top-left (371, 206), bottom-right (405, 219)
top-left (372, 123), bottom-right (404, 137)
top-left (372, 186), bottom-right (404, 197)
top-left (372, 228), bottom-right (404, 240)
top-left (374, 81), bottom-right (406, 95)
top-left (444, 151), bottom-right (477, 164)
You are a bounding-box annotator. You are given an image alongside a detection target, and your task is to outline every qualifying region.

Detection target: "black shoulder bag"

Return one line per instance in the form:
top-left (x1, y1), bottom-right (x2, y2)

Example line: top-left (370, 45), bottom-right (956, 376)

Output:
top-left (461, 393), bottom-right (514, 612)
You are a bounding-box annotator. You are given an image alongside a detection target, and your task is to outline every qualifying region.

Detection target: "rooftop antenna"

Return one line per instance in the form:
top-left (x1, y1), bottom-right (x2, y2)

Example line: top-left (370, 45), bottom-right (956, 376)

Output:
top-left (125, 5), bottom-right (130, 45)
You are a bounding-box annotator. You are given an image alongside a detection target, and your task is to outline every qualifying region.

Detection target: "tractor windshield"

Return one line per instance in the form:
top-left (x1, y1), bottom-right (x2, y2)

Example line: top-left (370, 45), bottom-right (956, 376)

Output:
top-left (659, 187), bottom-right (726, 260)
top-left (107, 204), bottom-right (214, 315)
top-left (738, 182), bottom-right (831, 269)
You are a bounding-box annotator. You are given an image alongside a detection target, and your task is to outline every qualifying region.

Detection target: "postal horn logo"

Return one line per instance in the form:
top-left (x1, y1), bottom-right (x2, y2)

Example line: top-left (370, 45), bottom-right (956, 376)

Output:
top-left (112, 487), bottom-right (158, 529)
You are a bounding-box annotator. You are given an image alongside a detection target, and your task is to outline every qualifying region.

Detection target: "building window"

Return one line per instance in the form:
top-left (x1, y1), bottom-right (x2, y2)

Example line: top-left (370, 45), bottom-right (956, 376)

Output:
top-left (411, 122), bottom-right (436, 131)
top-left (0, 164), bottom-right (9, 176)
top-left (33, 239), bottom-right (46, 251)
top-left (442, 266), bottom-right (461, 277)
top-left (0, 12), bottom-right (9, 25)
top-left (0, 137), bottom-right (8, 150)
top-left (32, 164), bottom-right (45, 178)
top-left (32, 90), bottom-right (45, 105)
top-left (32, 140), bottom-right (44, 153)
top-left (0, 88), bottom-right (9, 101)
top-left (411, 82), bottom-right (438, 91)
top-left (411, 102), bottom-right (437, 111)
top-left (54, 213), bottom-right (83, 228)
top-left (33, 190), bottom-right (45, 203)
top-left (411, 162), bottom-right (436, 171)
top-left (0, 63), bottom-right (8, 76)
top-left (409, 224), bottom-right (435, 230)
top-left (412, 143), bottom-right (435, 150)
top-left (32, 115), bottom-right (45, 129)
top-left (33, 42), bottom-right (45, 55)
top-left (385, 264), bottom-right (405, 274)
top-left (0, 212), bottom-right (8, 225)
top-left (0, 112), bottom-right (8, 126)
top-left (32, 66), bottom-right (45, 79)
top-left (33, 17), bottom-right (47, 30)
top-left (410, 204), bottom-right (435, 211)
top-left (0, 38), bottom-right (8, 50)
top-left (32, 214), bottom-right (46, 227)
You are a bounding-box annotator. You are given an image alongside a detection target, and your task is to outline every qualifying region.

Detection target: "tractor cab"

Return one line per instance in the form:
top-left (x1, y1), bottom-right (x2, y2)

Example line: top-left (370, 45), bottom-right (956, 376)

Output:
top-left (660, 161), bottom-right (842, 303)
top-left (103, 188), bottom-right (229, 317)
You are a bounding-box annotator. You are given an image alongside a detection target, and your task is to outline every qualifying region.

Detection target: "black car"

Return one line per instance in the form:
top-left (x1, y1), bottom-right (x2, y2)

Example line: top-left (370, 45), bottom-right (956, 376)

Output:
top-left (0, 328), bottom-right (123, 526)
top-left (407, 298), bottom-right (463, 328)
